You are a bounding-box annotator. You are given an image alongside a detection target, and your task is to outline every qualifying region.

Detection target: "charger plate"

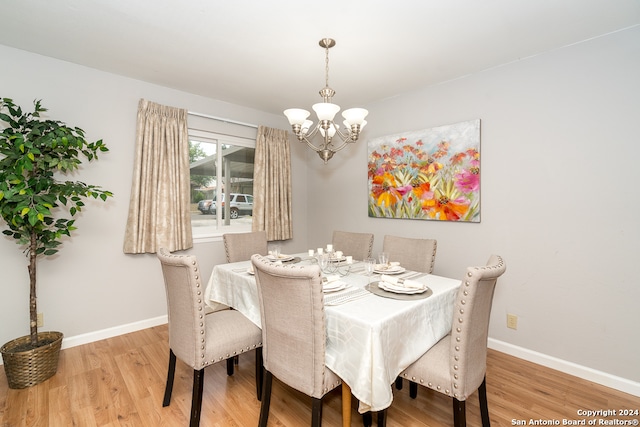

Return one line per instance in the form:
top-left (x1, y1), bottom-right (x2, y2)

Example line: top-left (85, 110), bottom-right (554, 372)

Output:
top-left (365, 282), bottom-right (433, 300)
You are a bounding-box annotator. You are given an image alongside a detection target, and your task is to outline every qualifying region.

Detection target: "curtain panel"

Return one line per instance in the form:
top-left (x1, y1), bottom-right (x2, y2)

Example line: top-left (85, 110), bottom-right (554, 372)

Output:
top-left (123, 99), bottom-right (192, 254)
top-left (253, 126), bottom-right (292, 241)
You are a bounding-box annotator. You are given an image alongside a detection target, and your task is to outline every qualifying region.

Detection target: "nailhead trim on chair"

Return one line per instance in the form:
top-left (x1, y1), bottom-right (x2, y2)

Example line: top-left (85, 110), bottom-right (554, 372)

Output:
top-left (399, 256), bottom-right (506, 400)
top-left (206, 343), bottom-right (262, 366)
top-left (429, 241), bottom-right (437, 273)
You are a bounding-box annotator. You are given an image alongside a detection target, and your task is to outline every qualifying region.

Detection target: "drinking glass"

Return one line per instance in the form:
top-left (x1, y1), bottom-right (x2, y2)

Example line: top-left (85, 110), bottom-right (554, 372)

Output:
top-left (318, 253), bottom-right (329, 272)
top-left (271, 244), bottom-right (281, 259)
top-left (378, 252), bottom-right (389, 266)
top-left (364, 257), bottom-right (376, 283)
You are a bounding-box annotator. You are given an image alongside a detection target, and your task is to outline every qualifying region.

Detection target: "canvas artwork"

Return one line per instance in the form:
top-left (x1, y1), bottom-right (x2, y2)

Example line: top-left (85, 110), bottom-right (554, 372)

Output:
top-left (367, 119), bottom-right (481, 222)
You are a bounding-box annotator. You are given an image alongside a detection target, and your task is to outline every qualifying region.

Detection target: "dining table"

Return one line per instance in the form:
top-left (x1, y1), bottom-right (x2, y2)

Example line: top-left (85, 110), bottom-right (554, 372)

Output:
top-left (204, 252), bottom-right (461, 423)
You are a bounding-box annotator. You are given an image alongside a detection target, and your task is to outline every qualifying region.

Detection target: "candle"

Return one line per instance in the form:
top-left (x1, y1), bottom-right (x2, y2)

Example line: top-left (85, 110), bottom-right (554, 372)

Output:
top-left (346, 255), bottom-right (353, 264)
top-left (317, 248), bottom-right (324, 254)
top-left (326, 244), bottom-right (333, 252)
top-left (335, 250), bottom-right (343, 258)
top-left (308, 249), bottom-right (314, 256)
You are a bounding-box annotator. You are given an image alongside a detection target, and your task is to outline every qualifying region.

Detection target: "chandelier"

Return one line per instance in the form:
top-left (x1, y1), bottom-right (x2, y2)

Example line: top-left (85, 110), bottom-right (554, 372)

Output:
top-left (284, 38), bottom-right (368, 163)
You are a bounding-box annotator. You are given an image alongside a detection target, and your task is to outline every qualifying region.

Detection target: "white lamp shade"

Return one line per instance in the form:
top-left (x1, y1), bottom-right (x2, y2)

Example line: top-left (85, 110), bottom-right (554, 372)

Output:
top-left (301, 119), bottom-right (314, 134)
top-left (319, 123), bottom-right (338, 138)
top-left (312, 102), bottom-right (341, 121)
top-left (342, 108), bottom-right (368, 125)
top-left (344, 119), bottom-right (367, 132)
top-left (284, 108), bottom-right (310, 125)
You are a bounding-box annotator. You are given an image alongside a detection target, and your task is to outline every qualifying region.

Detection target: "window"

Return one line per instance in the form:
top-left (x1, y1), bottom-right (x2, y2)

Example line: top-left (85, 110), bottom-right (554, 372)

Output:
top-left (188, 115), bottom-right (257, 241)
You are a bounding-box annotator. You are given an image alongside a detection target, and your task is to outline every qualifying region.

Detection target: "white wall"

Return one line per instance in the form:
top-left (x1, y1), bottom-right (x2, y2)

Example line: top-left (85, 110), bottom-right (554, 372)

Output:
top-left (0, 44), bottom-right (307, 350)
top-left (307, 26), bottom-right (640, 388)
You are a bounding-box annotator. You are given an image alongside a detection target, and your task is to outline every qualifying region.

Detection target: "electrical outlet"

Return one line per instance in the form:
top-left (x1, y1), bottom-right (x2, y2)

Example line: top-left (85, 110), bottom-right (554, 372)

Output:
top-left (507, 313), bottom-right (518, 330)
top-left (37, 312), bottom-right (44, 328)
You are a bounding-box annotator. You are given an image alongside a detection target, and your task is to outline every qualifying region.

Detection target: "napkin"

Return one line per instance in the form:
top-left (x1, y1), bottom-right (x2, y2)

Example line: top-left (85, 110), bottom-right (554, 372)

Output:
top-left (267, 253), bottom-right (289, 262)
top-left (323, 274), bottom-right (341, 283)
top-left (379, 274), bottom-right (426, 291)
top-left (375, 261), bottom-right (402, 271)
top-left (322, 274), bottom-right (347, 292)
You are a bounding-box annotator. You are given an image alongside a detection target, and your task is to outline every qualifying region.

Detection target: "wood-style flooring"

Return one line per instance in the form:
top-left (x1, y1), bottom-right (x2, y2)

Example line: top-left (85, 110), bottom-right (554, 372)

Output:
top-left (1, 324), bottom-right (638, 426)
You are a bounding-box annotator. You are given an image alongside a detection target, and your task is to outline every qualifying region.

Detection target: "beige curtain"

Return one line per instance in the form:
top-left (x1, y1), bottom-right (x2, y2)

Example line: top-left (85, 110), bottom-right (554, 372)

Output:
top-left (253, 126), bottom-right (292, 241)
top-left (123, 99), bottom-right (192, 253)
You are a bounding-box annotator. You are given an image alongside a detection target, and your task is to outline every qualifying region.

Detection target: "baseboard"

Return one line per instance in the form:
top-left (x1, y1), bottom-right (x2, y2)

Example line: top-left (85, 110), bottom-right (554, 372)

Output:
top-left (488, 338), bottom-right (640, 397)
top-left (60, 315), bottom-right (168, 350)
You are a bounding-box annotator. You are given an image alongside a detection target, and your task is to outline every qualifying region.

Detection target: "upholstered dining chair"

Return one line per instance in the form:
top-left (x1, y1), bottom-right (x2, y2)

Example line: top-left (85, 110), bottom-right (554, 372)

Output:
top-left (384, 235), bottom-right (437, 393)
top-left (382, 235), bottom-right (437, 273)
top-left (251, 254), bottom-right (347, 427)
top-left (397, 255), bottom-right (506, 427)
top-left (157, 248), bottom-right (263, 427)
top-left (332, 230), bottom-right (374, 261)
top-left (223, 230), bottom-right (269, 262)
top-left (221, 231), bottom-right (268, 367)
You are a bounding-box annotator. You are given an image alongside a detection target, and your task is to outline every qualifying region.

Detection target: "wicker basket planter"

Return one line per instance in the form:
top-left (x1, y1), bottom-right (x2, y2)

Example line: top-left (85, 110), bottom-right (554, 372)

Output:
top-left (1, 331), bottom-right (63, 389)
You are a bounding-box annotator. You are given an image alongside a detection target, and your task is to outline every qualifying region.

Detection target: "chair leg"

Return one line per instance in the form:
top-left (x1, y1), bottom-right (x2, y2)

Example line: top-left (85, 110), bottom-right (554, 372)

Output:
top-left (453, 398), bottom-right (466, 427)
top-left (255, 347), bottom-right (264, 401)
top-left (311, 397), bottom-right (323, 427)
top-left (409, 381), bottom-right (418, 399)
top-left (377, 409), bottom-right (387, 427)
top-left (395, 376), bottom-right (403, 390)
top-left (190, 368), bottom-right (205, 427)
top-left (258, 370), bottom-right (273, 427)
top-left (363, 412), bottom-right (372, 427)
top-left (162, 349), bottom-right (177, 407)
top-left (226, 357), bottom-right (234, 376)
top-left (478, 377), bottom-right (491, 427)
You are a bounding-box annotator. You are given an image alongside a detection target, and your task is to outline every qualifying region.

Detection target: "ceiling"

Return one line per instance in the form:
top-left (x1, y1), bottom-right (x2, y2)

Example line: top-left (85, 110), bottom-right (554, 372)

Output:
top-left (1, 0), bottom-right (639, 116)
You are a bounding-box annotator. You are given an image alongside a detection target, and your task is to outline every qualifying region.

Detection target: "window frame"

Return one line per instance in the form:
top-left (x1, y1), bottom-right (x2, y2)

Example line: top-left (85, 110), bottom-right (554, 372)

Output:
top-left (189, 128), bottom-right (256, 243)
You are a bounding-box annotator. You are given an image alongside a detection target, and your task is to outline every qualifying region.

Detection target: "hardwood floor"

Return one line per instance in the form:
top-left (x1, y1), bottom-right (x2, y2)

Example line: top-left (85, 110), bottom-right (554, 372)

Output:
top-left (1, 324), bottom-right (638, 426)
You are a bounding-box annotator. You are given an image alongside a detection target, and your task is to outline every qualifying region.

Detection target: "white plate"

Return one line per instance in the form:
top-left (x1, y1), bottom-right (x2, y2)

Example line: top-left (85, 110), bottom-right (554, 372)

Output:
top-left (266, 254), bottom-right (295, 262)
top-left (323, 282), bottom-right (347, 293)
top-left (373, 265), bottom-right (406, 275)
top-left (378, 281), bottom-right (428, 294)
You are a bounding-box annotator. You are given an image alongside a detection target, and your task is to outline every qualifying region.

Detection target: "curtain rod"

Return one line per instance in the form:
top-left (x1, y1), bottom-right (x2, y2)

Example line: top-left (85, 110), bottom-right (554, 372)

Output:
top-left (187, 111), bottom-right (258, 129)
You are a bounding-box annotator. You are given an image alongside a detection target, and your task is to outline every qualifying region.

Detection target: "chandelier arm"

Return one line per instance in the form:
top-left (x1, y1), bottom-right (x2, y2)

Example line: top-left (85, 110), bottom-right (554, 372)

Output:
top-left (333, 126), bottom-right (351, 141)
top-left (301, 137), bottom-right (325, 152)
top-left (298, 127), bottom-right (326, 152)
top-left (326, 137), bottom-right (354, 153)
top-left (304, 126), bottom-right (320, 140)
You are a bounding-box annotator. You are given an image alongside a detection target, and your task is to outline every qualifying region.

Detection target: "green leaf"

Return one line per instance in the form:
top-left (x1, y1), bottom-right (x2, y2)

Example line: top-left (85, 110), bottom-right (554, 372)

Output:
top-left (28, 211), bottom-right (39, 226)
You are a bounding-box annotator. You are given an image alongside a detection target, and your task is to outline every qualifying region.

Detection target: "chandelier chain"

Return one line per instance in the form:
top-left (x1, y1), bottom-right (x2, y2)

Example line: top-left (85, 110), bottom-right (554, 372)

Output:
top-left (325, 44), bottom-right (330, 89)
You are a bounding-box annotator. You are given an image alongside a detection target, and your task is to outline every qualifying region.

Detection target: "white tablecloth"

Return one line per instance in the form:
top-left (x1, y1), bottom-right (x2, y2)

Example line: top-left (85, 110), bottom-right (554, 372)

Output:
top-left (205, 254), bottom-right (460, 412)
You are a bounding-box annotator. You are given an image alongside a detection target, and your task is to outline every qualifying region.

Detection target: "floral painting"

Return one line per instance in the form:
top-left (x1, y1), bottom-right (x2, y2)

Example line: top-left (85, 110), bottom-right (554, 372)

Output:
top-left (368, 119), bottom-right (481, 222)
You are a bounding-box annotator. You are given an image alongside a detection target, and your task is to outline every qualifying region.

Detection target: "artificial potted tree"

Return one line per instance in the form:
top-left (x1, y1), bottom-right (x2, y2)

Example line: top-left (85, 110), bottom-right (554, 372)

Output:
top-left (0, 98), bottom-right (113, 388)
